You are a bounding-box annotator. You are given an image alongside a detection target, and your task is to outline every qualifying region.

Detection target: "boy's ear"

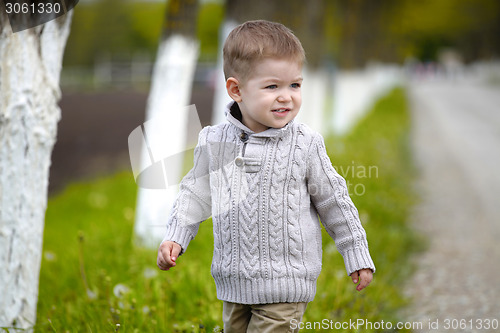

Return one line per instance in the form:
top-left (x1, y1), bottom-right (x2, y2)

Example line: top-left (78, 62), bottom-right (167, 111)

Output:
top-left (226, 77), bottom-right (242, 102)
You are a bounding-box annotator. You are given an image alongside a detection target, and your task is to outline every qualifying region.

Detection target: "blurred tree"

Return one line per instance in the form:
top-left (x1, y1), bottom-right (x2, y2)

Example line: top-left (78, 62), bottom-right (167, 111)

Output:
top-left (324, 0), bottom-right (500, 67)
top-left (197, 2), bottom-right (225, 61)
top-left (62, 0), bottom-right (500, 70)
top-left (0, 5), bottom-right (73, 331)
top-left (134, 0), bottom-right (200, 248)
top-left (333, 0), bottom-right (402, 68)
top-left (63, 0), bottom-right (166, 67)
top-left (390, 0), bottom-right (500, 62)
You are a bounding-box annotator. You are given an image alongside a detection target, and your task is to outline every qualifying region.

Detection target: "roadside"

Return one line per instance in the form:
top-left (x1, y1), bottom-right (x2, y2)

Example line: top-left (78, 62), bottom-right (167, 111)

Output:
top-left (406, 80), bottom-right (500, 332)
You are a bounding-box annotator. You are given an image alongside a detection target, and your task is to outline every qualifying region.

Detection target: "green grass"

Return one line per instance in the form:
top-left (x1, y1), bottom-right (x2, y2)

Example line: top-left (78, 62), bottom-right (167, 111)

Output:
top-left (35, 87), bottom-right (423, 332)
top-left (36, 173), bottom-right (220, 332)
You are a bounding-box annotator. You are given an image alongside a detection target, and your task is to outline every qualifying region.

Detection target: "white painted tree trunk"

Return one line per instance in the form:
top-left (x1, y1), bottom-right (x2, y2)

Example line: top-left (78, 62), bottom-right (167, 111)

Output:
top-left (0, 15), bottom-right (72, 331)
top-left (211, 20), bottom-right (237, 126)
top-left (134, 35), bottom-right (199, 248)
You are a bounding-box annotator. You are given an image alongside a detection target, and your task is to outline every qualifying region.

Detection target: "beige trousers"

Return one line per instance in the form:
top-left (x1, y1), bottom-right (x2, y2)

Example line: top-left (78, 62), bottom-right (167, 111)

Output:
top-left (222, 301), bottom-right (308, 333)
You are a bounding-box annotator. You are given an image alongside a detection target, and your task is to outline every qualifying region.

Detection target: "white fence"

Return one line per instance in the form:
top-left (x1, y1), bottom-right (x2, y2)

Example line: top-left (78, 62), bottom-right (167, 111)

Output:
top-left (331, 64), bottom-right (404, 135)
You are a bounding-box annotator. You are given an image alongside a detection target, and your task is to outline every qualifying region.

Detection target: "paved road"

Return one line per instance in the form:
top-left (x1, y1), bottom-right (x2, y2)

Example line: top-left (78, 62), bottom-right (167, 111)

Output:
top-left (406, 80), bottom-right (500, 332)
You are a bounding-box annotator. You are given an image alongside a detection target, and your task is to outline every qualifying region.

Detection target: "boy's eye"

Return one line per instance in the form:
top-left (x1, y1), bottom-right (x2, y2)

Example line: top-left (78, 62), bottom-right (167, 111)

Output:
top-left (265, 85), bottom-right (278, 89)
top-left (291, 83), bottom-right (301, 88)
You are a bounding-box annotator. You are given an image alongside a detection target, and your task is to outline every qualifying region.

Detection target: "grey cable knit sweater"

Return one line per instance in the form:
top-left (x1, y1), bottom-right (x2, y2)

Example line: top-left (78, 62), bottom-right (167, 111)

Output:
top-left (163, 102), bottom-right (375, 304)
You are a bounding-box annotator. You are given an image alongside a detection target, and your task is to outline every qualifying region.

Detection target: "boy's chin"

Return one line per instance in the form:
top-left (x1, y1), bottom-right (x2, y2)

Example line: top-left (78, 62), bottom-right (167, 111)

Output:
top-left (269, 119), bottom-right (294, 129)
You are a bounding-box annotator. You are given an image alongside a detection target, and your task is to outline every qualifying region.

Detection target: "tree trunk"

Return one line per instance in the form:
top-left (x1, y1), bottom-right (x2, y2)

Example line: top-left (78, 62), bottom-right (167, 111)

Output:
top-left (211, 19), bottom-right (237, 126)
top-left (133, 0), bottom-right (199, 248)
top-left (0, 12), bottom-right (72, 331)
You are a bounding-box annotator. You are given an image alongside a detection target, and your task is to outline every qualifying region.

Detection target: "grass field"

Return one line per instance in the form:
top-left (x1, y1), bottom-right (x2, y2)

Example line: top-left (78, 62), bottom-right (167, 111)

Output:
top-left (35, 87), bottom-right (424, 332)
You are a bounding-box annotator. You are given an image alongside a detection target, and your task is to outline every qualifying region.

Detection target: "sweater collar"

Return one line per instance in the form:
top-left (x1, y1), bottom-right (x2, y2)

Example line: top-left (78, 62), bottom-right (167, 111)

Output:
top-left (224, 101), bottom-right (293, 139)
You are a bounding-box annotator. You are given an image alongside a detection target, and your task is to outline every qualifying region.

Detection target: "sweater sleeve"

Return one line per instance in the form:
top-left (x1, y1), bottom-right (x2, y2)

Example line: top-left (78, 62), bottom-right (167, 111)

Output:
top-left (161, 126), bottom-right (212, 254)
top-left (306, 133), bottom-right (375, 275)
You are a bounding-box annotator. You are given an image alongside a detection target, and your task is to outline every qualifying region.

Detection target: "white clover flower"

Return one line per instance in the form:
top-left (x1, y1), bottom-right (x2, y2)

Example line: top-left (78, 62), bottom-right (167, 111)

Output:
top-left (86, 288), bottom-right (98, 300)
top-left (44, 251), bottom-right (56, 262)
top-left (88, 192), bottom-right (108, 208)
top-left (335, 269), bottom-right (345, 280)
top-left (113, 283), bottom-right (130, 298)
top-left (143, 267), bottom-right (158, 279)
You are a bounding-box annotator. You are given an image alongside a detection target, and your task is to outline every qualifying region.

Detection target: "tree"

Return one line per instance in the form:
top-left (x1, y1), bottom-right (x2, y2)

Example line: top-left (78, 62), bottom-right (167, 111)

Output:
top-left (0, 5), bottom-right (73, 331)
top-left (133, 0), bottom-right (200, 248)
top-left (392, 0), bottom-right (500, 62)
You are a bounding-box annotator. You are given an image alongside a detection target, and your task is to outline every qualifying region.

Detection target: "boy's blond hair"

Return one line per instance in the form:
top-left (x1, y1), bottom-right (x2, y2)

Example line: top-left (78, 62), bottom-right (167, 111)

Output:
top-left (223, 20), bottom-right (305, 82)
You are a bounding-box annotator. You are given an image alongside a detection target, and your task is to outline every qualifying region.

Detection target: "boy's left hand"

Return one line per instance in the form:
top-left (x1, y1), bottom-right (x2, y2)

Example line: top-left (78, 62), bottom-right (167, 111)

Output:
top-left (350, 268), bottom-right (373, 291)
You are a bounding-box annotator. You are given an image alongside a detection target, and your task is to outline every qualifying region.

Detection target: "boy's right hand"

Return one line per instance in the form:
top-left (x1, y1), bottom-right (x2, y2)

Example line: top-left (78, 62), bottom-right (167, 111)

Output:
top-left (157, 241), bottom-right (182, 271)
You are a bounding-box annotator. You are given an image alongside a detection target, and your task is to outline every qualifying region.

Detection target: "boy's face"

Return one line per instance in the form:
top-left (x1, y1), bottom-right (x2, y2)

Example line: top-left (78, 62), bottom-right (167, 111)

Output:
top-left (228, 58), bottom-right (303, 133)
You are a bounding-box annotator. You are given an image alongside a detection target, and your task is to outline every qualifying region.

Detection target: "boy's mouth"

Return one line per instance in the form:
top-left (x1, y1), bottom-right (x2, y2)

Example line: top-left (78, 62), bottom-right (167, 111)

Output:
top-left (272, 108), bottom-right (291, 113)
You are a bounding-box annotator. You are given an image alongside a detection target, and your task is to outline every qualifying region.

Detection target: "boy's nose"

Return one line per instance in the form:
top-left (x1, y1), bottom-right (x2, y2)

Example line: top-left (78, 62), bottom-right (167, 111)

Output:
top-left (277, 92), bottom-right (292, 103)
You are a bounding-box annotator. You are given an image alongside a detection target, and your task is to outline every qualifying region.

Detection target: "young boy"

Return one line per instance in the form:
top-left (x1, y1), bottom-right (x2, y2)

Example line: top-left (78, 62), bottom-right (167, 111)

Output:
top-left (157, 20), bottom-right (375, 332)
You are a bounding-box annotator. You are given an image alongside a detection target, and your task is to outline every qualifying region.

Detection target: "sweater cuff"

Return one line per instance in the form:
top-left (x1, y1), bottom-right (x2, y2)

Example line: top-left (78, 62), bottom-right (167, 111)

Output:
top-left (161, 223), bottom-right (194, 255)
top-left (342, 245), bottom-right (376, 276)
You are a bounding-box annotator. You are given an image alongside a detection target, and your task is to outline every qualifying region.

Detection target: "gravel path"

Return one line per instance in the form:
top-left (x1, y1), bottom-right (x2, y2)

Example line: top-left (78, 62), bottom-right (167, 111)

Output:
top-left (405, 81), bottom-right (500, 332)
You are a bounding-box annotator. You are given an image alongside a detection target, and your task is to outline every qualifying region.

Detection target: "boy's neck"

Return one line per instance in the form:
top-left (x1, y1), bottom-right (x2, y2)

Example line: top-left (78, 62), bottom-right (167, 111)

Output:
top-left (231, 103), bottom-right (271, 132)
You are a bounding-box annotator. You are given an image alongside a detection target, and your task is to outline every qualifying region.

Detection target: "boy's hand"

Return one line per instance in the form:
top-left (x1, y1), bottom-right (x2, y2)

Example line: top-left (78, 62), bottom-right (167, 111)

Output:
top-left (350, 268), bottom-right (373, 291)
top-left (157, 241), bottom-right (182, 271)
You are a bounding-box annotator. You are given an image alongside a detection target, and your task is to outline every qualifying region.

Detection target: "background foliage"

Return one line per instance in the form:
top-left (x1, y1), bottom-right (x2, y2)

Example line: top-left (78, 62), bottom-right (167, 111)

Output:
top-left (64, 0), bottom-right (500, 69)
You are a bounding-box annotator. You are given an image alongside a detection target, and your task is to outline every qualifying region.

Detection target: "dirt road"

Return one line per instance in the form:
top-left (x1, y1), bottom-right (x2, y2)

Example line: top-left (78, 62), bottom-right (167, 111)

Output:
top-left (406, 80), bottom-right (500, 332)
